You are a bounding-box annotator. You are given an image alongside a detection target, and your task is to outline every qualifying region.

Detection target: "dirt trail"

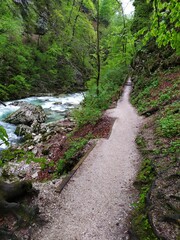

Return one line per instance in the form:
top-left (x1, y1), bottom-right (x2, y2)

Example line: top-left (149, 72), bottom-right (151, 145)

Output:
top-left (32, 81), bottom-right (143, 240)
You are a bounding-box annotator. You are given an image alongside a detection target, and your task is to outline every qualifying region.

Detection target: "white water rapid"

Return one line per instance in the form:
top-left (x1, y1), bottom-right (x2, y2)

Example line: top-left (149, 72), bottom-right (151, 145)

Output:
top-left (0, 92), bottom-right (84, 149)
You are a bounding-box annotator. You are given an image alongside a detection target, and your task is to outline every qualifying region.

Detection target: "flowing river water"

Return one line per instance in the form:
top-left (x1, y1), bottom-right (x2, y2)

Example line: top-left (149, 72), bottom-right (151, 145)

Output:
top-left (0, 93), bottom-right (84, 150)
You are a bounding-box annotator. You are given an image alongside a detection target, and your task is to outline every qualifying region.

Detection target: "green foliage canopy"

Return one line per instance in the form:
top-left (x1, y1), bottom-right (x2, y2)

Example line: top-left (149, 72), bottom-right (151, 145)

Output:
top-left (0, 0), bottom-right (97, 100)
top-left (134, 0), bottom-right (180, 54)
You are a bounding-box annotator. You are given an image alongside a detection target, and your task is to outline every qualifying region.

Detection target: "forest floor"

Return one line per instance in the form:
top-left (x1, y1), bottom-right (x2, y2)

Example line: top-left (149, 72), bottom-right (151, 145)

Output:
top-left (30, 82), bottom-right (143, 240)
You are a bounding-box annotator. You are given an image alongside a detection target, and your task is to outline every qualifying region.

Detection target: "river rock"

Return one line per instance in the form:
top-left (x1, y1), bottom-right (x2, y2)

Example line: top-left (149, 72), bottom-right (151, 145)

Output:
top-left (33, 134), bottom-right (42, 143)
top-left (10, 101), bottom-right (29, 107)
top-left (15, 124), bottom-right (32, 136)
top-left (40, 120), bottom-right (75, 135)
top-left (5, 102), bottom-right (46, 126)
top-left (53, 101), bottom-right (62, 105)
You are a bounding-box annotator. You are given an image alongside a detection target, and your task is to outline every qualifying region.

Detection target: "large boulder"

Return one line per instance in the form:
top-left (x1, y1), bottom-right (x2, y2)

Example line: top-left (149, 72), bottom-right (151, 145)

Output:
top-left (5, 103), bottom-right (46, 126)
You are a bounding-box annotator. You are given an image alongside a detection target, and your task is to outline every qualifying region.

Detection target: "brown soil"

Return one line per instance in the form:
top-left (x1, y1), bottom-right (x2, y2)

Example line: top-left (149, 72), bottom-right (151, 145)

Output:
top-left (73, 116), bottom-right (116, 139)
top-left (37, 116), bottom-right (115, 181)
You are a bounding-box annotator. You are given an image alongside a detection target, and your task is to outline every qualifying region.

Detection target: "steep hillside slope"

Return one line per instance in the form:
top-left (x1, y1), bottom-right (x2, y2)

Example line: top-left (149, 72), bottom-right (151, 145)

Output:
top-left (130, 49), bottom-right (180, 239)
top-left (129, 0), bottom-right (180, 238)
top-left (0, 0), bottom-right (96, 100)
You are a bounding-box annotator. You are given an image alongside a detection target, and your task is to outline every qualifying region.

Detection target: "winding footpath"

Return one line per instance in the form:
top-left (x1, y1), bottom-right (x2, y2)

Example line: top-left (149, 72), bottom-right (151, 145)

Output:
top-left (32, 81), bottom-right (143, 240)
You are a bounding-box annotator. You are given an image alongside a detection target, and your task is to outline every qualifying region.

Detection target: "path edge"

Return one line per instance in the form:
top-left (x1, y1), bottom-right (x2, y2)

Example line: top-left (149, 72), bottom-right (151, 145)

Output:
top-left (55, 99), bottom-right (122, 194)
top-left (55, 141), bottom-right (97, 193)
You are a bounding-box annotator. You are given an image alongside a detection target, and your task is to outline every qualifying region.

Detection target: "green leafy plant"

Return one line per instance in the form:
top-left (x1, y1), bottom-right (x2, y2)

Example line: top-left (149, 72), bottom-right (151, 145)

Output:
top-left (0, 148), bottom-right (47, 169)
top-left (135, 0), bottom-right (180, 54)
top-left (136, 136), bottom-right (146, 148)
top-left (159, 93), bottom-right (171, 103)
top-left (0, 126), bottom-right (9, 147)
top-left (169, 140), bottom-right (180, 154)
top-left (57, 137), bottom-right (89, 175)
top-left (158, 114), bottom-right (180, 138)
top-left (73, 104), bottom-right (102, 127)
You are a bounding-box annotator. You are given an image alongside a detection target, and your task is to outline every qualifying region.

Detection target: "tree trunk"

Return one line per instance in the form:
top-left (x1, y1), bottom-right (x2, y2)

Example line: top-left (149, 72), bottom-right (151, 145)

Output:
top-left (96, 0), bottom-right (100, 96)
top-left (71, 0), bottom-right (84, 41)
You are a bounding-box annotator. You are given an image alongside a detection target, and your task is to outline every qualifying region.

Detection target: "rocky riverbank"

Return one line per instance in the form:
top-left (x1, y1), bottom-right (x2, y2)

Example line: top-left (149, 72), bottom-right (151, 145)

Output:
top-left (0, 105), bottom-right (115, 239)
top-left (1, 100), bottom-right (114, 181)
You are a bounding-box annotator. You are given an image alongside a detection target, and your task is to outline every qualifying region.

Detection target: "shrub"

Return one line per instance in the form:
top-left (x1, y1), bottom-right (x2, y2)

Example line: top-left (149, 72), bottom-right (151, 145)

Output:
top-left (0, 148), bottom-right (47, 169)
top-left (57, 137), bottom-right (89, 175)
top-left (73, 82), bottom-right (120, 127)
top-left (158, 114), bottom-right (180, 138)
top-left (73, 105), bottom-right (102, 127)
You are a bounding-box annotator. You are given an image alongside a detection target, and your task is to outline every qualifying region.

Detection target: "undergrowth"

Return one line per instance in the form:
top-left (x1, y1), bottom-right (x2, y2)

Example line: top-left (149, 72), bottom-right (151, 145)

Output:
top-left (156, 101), bottom-right (180, 138)
top-left (131, 66), bottom-right (180, 239)
top-left (0, 148), bottom-right (48, 172)
top-left (57, 136), bottom-right (90, 175)
top-left (131, 67), bottom-right (180, 114)
top-left (72, 82), bottom-right (122, 127)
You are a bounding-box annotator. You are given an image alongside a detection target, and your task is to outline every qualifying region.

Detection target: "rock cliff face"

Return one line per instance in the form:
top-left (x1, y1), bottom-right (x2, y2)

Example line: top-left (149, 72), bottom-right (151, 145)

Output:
top-left (5, 102), bottom-right (46, 126)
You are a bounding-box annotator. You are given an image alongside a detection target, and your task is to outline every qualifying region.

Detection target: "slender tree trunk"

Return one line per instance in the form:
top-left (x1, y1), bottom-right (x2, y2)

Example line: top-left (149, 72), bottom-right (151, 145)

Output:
top-left (115, 0), bottom-right (127, 62)
top-left (154, 0), bottom-right (160, 28)
top-left (120, 4), bottom-right (127, 55)
top-left (68, 0), bottom-right (76, 23)
top-left (96, 0), bottom-right (100, 96)
top-left (71, 0), bottom-right (84, 41)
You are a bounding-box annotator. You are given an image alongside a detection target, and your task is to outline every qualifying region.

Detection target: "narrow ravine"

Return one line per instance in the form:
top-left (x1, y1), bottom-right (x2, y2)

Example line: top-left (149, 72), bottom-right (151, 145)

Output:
top-left (32, 81), bottom-right (143, 240)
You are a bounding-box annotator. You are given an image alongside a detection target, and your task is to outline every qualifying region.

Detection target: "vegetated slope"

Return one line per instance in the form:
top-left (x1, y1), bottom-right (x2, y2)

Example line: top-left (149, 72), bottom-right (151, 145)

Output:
top-left (0, 0), bottom-right (132, 102)
top-left (128, 0), bottom-right (180, 238)
top-left (0, 0), bottom-right (96, 100)
top-left (130, 46), bottom-right (180, 239)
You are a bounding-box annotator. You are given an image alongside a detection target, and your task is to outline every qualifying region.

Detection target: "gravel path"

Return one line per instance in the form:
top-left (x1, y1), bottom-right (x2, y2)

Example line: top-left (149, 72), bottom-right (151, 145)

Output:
top-left (32, 82), bottom-right (143, 240)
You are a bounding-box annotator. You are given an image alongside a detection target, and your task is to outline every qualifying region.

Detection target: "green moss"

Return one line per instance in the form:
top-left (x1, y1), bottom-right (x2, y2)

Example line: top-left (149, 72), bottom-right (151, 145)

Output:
top-left (131, 157), bottom-right (157, 239)
top-left (132, 212), bottom-right (157, 240)
top-left (136, 158), bottom-right (155, 185)
top-left (131, 134), bottom-right (157, 240)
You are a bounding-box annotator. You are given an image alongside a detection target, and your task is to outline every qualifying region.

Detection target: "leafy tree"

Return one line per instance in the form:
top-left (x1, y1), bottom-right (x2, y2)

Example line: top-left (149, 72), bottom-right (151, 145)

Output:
top-left (131, 0), bottom-right (153, 34)
top-left (100, 0), bottom-right (134, 86)
top-left (73, 0), bottom-right (135, 126)
top-left (100, 0), bottom-right (119, 26)
top-left (148, 0), bottom-right (180, 53)
top-left (133, 0), bottom-right (180, 55)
